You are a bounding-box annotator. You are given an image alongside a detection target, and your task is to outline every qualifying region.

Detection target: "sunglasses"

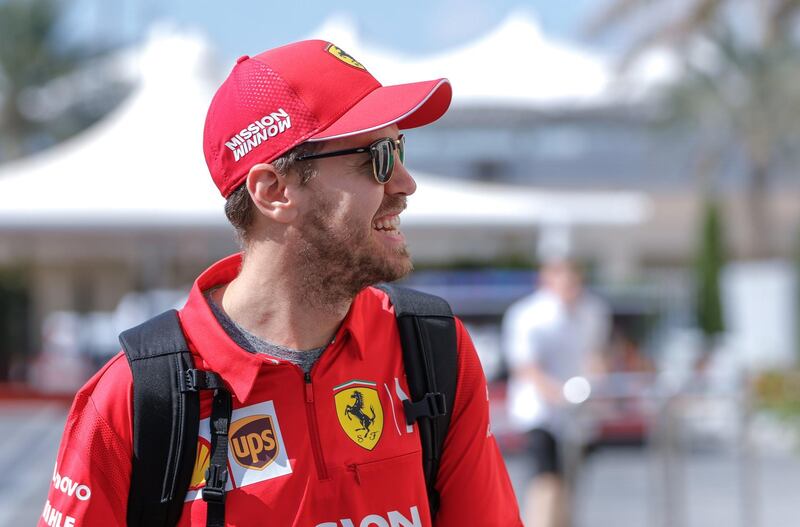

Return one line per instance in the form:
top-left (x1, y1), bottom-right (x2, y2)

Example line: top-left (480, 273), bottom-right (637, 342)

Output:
top-left (297, 135), bottom-right (405, 184)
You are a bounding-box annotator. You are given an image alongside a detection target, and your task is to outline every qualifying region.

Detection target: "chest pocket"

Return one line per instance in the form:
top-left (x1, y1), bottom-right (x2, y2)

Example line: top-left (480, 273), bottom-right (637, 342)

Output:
top-left (309, 450), bottom-right (431, 527)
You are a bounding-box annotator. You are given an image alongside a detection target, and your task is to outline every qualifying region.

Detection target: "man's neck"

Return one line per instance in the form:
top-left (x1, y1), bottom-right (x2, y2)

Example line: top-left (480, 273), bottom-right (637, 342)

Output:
top-left (212, 251), bottom-right (353, 351)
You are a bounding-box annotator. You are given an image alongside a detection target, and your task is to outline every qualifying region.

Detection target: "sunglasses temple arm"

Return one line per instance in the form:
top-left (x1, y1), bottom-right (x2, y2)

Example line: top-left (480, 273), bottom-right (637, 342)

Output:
top-left (298, 147), bottom-right (369, 161)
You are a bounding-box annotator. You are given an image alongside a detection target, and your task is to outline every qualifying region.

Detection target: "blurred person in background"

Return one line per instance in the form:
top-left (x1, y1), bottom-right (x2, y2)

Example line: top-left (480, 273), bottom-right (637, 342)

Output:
top-left (38, 40), bottom-right (521, 527)
top-left (503, 230), bottom-right (611, 527)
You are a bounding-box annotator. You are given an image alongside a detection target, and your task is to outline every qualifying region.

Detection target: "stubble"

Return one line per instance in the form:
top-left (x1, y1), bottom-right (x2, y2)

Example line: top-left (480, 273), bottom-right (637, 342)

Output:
top-left (293, 194), bottom-right (412, 310)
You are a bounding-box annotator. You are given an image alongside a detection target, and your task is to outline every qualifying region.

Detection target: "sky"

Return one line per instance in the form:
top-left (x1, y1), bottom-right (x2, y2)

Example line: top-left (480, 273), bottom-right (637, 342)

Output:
top-left (63, 0), bottom-right (607, 62)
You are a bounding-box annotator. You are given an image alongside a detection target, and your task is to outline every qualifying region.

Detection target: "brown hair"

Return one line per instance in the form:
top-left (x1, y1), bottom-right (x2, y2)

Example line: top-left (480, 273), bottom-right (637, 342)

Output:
top-left (224, 142), bottom-right (321, 245)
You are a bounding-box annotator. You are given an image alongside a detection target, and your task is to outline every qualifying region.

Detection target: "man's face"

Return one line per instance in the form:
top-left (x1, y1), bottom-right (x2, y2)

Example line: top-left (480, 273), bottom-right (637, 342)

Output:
top-left (542, 261), bottom-right (584, 307)
top-left (292, 125), bottom-right (417, 299)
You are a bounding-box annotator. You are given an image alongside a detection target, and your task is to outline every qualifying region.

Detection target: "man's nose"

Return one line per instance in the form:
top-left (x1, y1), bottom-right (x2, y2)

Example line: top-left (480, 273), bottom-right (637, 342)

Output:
top-left (385, 160), bottom-right (416, 196)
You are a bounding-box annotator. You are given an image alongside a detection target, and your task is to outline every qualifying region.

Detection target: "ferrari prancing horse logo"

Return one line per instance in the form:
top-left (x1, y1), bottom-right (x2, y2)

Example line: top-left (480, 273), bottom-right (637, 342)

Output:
top-left (334, 380), bottom-right (384, 450)
top-left (325, 43), bottom-right (366, 70)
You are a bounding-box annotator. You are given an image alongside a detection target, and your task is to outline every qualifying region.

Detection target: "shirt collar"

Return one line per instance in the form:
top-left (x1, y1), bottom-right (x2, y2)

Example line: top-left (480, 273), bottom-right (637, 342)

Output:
top-left (178, 253), bottom-right (377, 402)
top-left (337, 288), bottom-right (371, 361)
top-left (179, 253), bottom-right (262, 402)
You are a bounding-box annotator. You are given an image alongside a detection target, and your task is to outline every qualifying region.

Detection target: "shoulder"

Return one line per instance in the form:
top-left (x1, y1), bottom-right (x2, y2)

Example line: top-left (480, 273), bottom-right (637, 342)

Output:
top-left (69, 352), bottom-right (133, 447)
top-left (80, 351), bottom-right (132, 394)
top-left (580, 292), bottom-right (610, 315)
top-left (504, 291), bottom-right (558, 328)
top-left (363, 285), bottom-right (451, 313)
top-left (451, 318), bottom-right (486, 411)
top-left (45, 353), bottom-right (133, 525)
top-left (77, 352), bottom-right (132, 403)
top-left (361, 285), bottom-right (395, 312)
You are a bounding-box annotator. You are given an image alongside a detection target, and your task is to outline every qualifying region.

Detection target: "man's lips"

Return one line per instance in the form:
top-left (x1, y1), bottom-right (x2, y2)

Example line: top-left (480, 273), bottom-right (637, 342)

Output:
top-left (373, 196), bottom-right (407, 222)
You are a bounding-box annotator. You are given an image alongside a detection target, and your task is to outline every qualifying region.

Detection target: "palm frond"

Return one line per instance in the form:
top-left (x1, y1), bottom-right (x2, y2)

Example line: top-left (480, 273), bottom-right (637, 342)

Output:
top-left (583, 0), bottom-right (652, 38)
top-left (769, 0), bottom-right (800, 42)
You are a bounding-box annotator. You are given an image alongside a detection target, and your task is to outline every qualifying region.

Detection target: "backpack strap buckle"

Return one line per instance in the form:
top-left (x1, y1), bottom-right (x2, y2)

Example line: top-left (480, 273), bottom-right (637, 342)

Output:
top-left (180, 369), bottom-right (226, 393)
top-left (403, 392), bottom-right (447, 426)
top-left (202, 464), bottom-right (228, 504)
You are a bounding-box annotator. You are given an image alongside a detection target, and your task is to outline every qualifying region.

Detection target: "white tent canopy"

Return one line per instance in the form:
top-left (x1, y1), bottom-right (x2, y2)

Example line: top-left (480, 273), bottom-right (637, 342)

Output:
top-left (309, 11), bottom-right (614, 108)
top-left (308, 11), bottom-right (676, 108)
top-left (0, 28), bottom-right (222, 229)
top-left (0, 25), bottom-right (649, 233)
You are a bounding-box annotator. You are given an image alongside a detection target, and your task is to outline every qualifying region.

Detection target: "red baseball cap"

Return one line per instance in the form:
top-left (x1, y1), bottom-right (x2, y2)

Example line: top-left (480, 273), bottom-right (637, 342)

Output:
top-left (203, 40), bottom-right (452, 197)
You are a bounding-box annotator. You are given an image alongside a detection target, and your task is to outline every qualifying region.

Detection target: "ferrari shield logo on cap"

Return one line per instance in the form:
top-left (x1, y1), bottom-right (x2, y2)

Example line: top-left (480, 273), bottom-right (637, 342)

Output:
top-left (334, 379), bottom-right (384, 450)
top-left (325, 43), bottom-right (366, 70)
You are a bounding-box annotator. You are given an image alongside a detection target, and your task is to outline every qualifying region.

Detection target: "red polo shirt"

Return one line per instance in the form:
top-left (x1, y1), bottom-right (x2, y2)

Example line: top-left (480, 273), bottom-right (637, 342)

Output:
top-left (39, 254), bottom-right (522, 527)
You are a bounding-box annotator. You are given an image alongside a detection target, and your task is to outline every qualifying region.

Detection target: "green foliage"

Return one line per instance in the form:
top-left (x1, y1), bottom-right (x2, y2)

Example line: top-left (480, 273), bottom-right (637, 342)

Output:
top-left (589, 0), bottom-right (800, 258)
top-left (660, 26), bottom-right (800, 164)
top-left (755, 370), bottom-right (800, 420)
top-left (0, 0), bottom-right (122, 160)
top-left (795, 223), bottom-right (800, 362)
top-left (0, 0), bottom-right (67, 157)
top-left (694, 198), bottom-right (725, 336)
top-left (0, 0), bottom-right (66, 84)
top-left (0, 267), bottom-right (31, 381)
top-left (413, 252), bottom-right (534, 271)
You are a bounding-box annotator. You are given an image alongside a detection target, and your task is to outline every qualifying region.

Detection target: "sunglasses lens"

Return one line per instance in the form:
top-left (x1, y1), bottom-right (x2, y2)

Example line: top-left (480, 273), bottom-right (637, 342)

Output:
top-left (372, 139), bottom-right (393, 183)
top-left (398, 135), bottom-right (405, 164)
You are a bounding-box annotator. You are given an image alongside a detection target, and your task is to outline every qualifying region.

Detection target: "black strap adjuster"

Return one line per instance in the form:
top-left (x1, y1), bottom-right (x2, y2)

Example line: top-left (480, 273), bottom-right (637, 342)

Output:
top-left (202, 465), bottom-right (228, 503)
top-left (403, 392), bottom-right (447, 425)
top-left (180, 369), bottom-right (226, 393)
top-left (212, 416), bottom-right (228, 436)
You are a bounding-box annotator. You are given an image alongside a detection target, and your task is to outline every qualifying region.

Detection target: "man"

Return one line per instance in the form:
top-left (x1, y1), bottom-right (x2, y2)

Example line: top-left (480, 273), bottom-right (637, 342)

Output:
top-left (39, 40), bottom-right (521, 526)
top-left (503, 257), bottom-right (610, 527)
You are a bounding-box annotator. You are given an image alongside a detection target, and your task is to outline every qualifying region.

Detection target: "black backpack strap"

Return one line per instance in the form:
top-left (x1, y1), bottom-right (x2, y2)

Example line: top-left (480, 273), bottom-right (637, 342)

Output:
top-left (120, 310), bottom-right (231, 527)
top-left (203, 389), bottom-right (233, 527)
top-left (120, 310), bottom-right (198, 527)
top-left (376, 284), bottom-right (458, 519)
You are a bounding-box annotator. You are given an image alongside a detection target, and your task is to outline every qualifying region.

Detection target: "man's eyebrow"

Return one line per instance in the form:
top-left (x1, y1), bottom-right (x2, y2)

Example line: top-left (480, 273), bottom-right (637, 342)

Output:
top-left (348, 156), bottom-right (373, 176)
top-left (343, 155), bottom-right (371, 168)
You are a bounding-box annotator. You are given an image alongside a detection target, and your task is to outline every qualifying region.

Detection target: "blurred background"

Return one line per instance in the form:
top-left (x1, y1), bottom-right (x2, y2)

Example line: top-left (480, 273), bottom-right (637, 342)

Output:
top-left (0, 0), bottom-right (799, 525)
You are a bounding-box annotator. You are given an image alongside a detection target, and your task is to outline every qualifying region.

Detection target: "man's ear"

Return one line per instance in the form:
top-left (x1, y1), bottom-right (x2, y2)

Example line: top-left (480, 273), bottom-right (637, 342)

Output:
top-left (246, 163), bottom-right (299, 224)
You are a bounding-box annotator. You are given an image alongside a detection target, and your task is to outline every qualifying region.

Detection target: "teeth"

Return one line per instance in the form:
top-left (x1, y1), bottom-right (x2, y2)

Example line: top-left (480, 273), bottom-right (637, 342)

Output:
top-left (373, 215), bottom-right (401, 231)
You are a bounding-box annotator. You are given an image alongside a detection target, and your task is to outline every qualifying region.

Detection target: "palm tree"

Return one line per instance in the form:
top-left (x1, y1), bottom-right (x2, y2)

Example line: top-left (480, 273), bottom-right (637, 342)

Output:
top-left (0, 0), bottom-right (124, 161)
top-left (586, 1), bottom-right (800, 57)
top-left (694, 197), bottom-right (726, 363)
top-left (794, 226), bottom-right (800, 361)
top-left (586, 0), bottom-right (800, 258)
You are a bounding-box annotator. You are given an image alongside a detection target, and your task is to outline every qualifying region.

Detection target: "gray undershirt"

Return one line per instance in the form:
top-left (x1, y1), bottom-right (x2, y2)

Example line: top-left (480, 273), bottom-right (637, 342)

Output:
top-left (204, 289), bottom-right (325, 374)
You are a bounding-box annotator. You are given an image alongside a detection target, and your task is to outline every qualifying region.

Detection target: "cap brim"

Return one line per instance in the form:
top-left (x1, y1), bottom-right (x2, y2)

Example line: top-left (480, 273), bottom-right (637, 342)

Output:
top-left (307, 78), bottom-right (452, 142)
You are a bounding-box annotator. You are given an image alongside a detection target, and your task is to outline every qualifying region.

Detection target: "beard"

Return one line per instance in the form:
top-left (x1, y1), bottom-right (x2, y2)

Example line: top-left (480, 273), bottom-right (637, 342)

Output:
top-left (293, 193), bottom-right (413, 309)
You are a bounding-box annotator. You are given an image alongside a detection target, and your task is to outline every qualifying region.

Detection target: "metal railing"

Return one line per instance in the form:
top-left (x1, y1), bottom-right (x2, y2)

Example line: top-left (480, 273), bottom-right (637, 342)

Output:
top-left (560, 371), bottom-right (757, 527)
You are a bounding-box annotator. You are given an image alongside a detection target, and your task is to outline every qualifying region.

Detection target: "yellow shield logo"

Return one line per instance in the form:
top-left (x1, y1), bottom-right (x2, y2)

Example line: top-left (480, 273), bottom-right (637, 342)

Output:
top-left (334, 380), bottom-right (383, 450)
top-left (325, 43), bottom-right (366, 70)
top-left (189, 437), bottom-right (211, 491)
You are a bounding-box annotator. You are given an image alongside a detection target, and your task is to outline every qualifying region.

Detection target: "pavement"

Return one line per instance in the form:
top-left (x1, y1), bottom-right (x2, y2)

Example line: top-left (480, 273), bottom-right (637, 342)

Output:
top-left (0, 401), bottom-right (69, 527)
top-left (504, 442), bottom-right (800, 527)
top-left (4, 400), bottom-right (800, 527)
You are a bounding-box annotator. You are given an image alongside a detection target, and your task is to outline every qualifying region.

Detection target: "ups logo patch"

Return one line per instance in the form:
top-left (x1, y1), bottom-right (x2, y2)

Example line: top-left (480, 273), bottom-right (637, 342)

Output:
top-left (230, 415), bottom-right (279, 470)
top-left (184, 400), bottom-right (292, 502)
